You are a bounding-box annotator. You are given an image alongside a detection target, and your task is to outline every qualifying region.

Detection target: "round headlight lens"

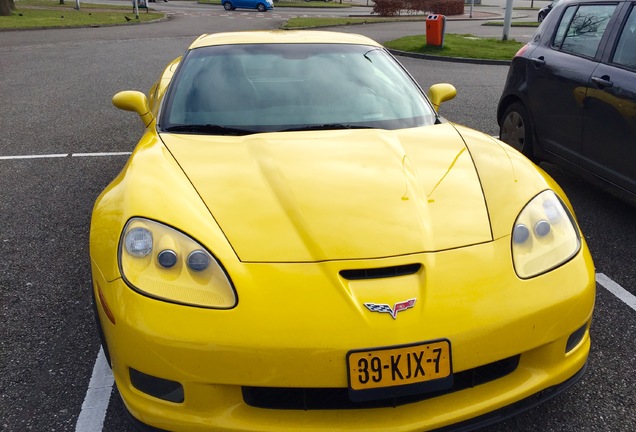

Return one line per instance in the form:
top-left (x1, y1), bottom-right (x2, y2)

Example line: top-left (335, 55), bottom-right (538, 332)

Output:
top-left (513, 224), bottom-right (530, 244)
top-left (188, 250), bottom-right (211, 272)
top-left (534, 220), bottom-right (551, 237)
top-left (124, 228), bottom-right (153, 257)
top-left (158, 249), bottom-right (178, 268)
top-left (543, 199), bottom-right (563, 224)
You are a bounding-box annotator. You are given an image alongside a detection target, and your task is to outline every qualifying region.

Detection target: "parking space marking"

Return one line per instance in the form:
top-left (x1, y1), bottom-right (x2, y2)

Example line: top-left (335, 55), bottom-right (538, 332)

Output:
top-left (0, 152), bottom-right (131, 160)
top-left (0, 154), bottom-right (68, 160)
top-left (75, 348), bottom-right (114, 432)
top-left (597, 273), bottom-right (636, 312)
top-left (72, 152), bottom-right (132, 157)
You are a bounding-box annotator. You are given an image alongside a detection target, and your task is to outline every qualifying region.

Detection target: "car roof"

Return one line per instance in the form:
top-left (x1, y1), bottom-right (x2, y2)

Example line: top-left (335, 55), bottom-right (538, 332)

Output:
top-left (188, 30), bottom-right (383, 50)
top-left (553, 0), bottom-right (629, 6)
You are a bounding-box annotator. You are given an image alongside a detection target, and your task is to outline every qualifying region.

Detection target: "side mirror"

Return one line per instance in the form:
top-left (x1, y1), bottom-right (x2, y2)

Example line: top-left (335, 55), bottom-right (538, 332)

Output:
top-left (427, 83), bottom-right (457, 112)
top-left (112, 91), bottom-right (154, 127)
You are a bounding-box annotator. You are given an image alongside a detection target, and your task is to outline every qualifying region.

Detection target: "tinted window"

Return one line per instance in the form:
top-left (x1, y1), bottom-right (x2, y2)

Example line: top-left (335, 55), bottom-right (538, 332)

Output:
top-left (612, 5), bottom-right (636, 69)
top-left (553, 5), bottom-right (577, 46)
top-left (553, 4), bottom-right (617, 58)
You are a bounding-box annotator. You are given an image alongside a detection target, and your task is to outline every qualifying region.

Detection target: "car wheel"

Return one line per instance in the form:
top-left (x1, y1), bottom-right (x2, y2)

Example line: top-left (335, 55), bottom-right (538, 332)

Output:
top-left (500, 102), bottom-right (535, 159)
top-left (223, 2), bottom-right (233, 10)
top-left (538, 12), bottom-right (545, 22)
top-left (257, 3), bottom-right (266, 11)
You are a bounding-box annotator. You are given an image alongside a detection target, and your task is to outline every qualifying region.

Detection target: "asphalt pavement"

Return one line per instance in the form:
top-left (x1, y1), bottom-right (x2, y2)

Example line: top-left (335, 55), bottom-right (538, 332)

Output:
top-left (1, 2), bottom-right (634, 432)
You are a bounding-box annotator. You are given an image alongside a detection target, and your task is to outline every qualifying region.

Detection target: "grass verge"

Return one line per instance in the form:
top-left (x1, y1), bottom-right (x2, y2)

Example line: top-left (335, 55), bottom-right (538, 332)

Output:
top-left (1, 0), bottom-right (164, 29)
top-left (282, 17), bottom-right (524, 60)
top-left (282, 16), bottom-right (416, 28)
top-left (384, 33), bottom-right (523, 61)
top-left (16, 0), bottom-right (135, 9)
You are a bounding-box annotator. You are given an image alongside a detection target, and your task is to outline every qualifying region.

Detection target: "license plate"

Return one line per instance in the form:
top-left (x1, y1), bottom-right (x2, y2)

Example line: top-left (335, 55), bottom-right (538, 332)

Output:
top-left (347, 339), bottom-right (452, 402)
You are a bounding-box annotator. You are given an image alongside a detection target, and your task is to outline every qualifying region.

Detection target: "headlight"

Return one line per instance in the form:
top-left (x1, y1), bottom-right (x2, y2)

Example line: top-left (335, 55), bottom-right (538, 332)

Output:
top-left (511, 190), bottom-right (581, 278)
top-left (119, 218), bottom-right (237, 308)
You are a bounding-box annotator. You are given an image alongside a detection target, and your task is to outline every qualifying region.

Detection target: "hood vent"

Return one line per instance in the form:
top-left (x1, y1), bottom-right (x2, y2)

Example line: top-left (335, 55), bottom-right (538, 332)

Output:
top-left (339, 263), bottom-right (421, 280)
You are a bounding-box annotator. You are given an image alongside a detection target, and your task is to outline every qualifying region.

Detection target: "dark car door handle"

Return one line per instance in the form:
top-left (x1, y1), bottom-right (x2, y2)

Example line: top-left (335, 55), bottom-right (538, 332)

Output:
top-left (591, 75), bottom-right (613, 89)
top-left (530, 56), bottom-right (546, 67)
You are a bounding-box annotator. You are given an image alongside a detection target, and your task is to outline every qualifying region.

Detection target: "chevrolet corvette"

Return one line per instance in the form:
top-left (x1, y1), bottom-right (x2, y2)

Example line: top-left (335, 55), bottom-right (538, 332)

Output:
top-left (90, 30), bottom-right (595, 431)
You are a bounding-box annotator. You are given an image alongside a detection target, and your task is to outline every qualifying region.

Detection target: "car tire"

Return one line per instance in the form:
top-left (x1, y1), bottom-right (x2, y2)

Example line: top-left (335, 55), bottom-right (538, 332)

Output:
top-left (538, 12), bottom-right (546, 22)
top-left (257, 3), bottom-right (266, 11)
top-left (223, 2), bottom-right (233, 10)
top-left (500, 102), bottom-right (536, 160)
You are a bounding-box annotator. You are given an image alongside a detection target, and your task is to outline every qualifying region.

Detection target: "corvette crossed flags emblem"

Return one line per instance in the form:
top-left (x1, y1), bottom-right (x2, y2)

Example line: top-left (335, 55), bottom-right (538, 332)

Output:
top-left (364, 298), bottom-right (417, 319)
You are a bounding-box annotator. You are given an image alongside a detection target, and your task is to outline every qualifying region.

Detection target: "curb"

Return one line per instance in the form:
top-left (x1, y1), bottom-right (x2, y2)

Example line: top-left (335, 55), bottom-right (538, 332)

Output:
top-left (388, 48), bottom-right (512, 65)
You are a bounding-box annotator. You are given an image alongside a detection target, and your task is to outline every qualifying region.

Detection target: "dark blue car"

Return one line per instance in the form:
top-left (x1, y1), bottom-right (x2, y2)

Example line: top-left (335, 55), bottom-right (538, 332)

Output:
top-left (538, 0), bottom-right (559, 22)
top-left (498, 0), bottom-right (636, 201)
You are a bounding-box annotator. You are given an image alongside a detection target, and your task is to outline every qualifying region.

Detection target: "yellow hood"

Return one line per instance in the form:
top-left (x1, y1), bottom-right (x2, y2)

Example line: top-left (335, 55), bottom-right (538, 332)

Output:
top-left (161, 123), bottom-right (492, 262)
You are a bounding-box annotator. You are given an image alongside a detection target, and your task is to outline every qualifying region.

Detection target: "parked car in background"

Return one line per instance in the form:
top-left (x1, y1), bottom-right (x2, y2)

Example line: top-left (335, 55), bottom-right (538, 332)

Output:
top-left (538, 0), bottom-right (559, 22)
top-left (498, 0), bottom-right (636, 201)
top-left (222, 0), bottom-right (273, 11)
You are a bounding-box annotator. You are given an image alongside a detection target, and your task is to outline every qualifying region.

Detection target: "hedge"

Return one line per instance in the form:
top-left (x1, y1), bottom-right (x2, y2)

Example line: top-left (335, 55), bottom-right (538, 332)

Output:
top-left (372, 0), bottom-right (465, 17)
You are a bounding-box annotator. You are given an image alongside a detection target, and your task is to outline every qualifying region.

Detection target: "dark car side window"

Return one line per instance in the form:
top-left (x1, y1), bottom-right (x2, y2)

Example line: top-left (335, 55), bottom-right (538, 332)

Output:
top-left (612, 5), bottom-right (636, 69)
top-left (553, 4), bottom-right (618, 58)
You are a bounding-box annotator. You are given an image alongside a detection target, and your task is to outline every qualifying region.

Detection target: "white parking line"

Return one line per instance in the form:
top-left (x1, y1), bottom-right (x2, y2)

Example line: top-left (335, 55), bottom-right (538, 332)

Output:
top-left (0, 153), bottom-right (68, 160)
top-left (72, 152), bottom-right (132, 157)
top-left (596, 273), bottom-right (636, 312)
top-left (75, 348), bottom-right (114, 432)
top-left (0, 152), bottom-right (131, 160)
top-left (76, 274), bottom-right (635, 431)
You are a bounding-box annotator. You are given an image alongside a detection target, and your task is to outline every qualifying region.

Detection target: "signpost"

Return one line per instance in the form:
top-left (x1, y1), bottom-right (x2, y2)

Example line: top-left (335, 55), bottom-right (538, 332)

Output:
top-left (503, 0), bottom-right (514, 40)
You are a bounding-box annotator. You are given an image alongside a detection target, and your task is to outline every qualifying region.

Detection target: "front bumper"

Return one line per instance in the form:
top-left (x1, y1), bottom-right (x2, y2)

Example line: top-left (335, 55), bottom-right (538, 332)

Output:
top-left (92, 236), bottom-right (595, 431)
top-left (126, 363), bottom-right (589, 432)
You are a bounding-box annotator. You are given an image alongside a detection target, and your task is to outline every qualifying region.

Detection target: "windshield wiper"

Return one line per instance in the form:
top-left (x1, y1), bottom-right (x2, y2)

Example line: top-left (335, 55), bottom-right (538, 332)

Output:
top-left (164, 124), bottom-right (256, 136)
top-left (281, 124), bottom-right (376, 132)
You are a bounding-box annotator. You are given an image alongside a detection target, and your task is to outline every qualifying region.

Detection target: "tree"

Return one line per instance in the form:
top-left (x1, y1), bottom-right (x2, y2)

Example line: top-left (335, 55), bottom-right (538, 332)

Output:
top-left (0, 0), bottom-right (16, 17)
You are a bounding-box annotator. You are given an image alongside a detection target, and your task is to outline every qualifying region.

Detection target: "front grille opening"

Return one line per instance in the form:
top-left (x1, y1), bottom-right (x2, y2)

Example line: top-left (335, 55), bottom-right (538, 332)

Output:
top-left (243, 355), bottom-right (520, 410)
top-left (339, 263), bottom-right (421, 280)
top-left (129, 368), bottom-right (184, 403)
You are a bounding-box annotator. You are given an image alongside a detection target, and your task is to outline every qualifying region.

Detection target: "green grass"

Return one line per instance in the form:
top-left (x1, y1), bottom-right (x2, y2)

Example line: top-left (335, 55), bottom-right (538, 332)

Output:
top-left (283, 16), bottom-right (414, 28)
top-left (1, 0), bottom-right (164, 29)
top-left (281, 17), bottom-right (525, 60)
top-left (384, 33), bottom-right (524, 61)
top-left (15, 0), bottom-right (134, 9)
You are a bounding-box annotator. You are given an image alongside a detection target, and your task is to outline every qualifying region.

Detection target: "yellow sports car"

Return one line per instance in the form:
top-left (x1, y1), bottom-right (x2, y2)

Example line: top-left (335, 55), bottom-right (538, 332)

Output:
top-left (90, 31), bottom-right (595, 431)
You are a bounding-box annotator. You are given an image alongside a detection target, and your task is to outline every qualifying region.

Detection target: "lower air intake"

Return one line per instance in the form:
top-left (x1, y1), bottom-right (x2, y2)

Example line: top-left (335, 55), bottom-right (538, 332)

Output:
top-left (243, 355), bottom-right (520, 410)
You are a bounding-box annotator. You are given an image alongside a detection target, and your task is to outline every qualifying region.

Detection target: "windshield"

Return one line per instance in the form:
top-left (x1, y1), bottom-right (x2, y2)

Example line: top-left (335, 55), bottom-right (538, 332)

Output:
top-left (160, 43), bottom-right (437, 135)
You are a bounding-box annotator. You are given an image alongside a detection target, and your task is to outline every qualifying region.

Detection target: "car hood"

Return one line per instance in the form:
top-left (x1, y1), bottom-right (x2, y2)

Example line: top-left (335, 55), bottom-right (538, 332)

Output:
top-left (161, 124), bottom-right (492, 262)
